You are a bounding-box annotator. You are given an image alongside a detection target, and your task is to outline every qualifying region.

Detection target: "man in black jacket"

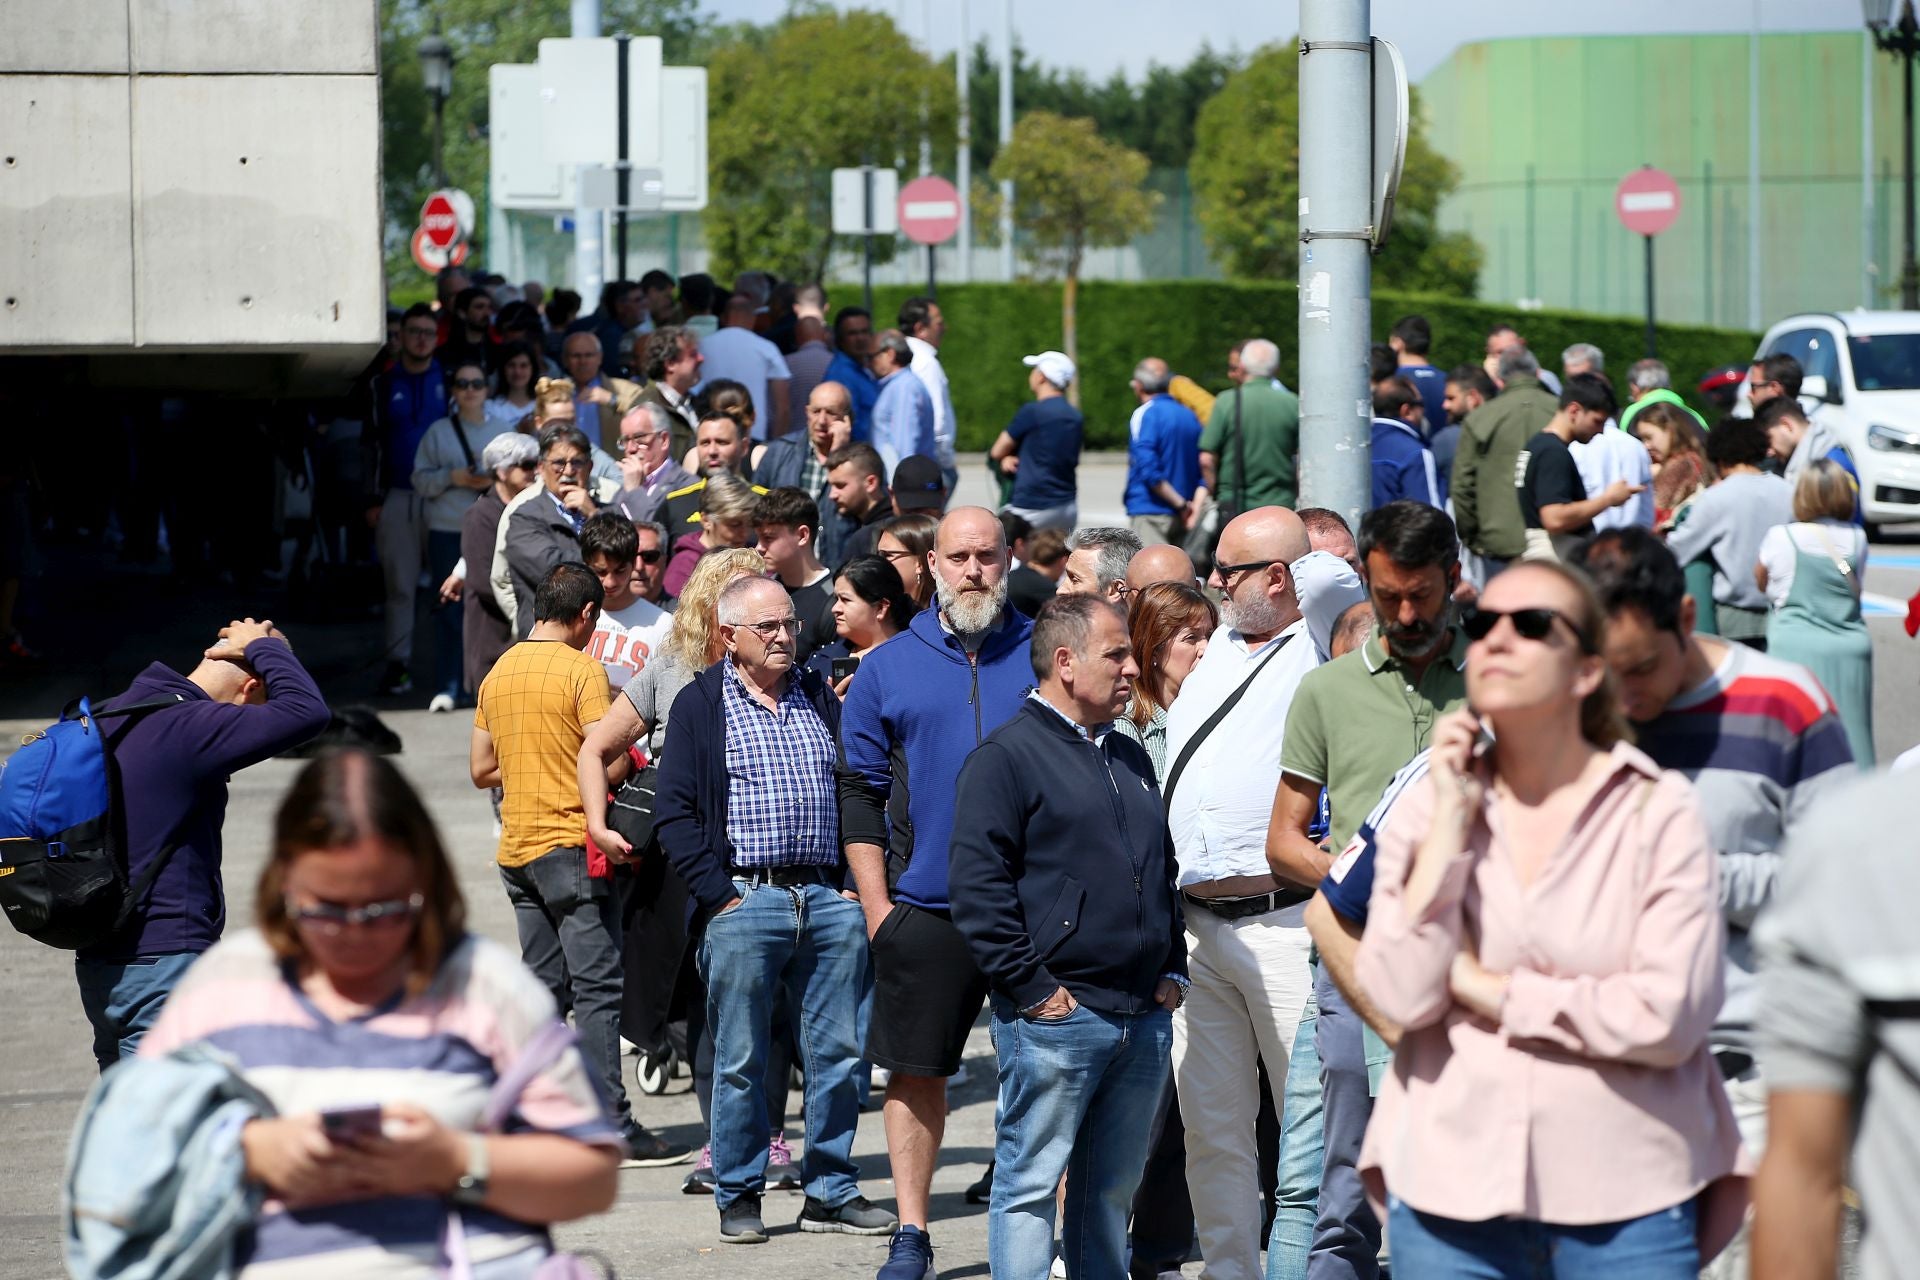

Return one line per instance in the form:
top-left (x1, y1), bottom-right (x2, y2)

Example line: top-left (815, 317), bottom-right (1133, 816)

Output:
top-left (950, 593), bottom-right (1187, 1280)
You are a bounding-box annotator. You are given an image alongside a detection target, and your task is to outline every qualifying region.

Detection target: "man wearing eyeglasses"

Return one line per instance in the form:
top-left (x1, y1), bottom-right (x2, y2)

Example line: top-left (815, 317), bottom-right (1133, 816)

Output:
top-left (503, 425), bottom-right (603, 639)
top-left (370, 302), bottom-right (448, 697)
top-left (654, 575), bottom-right (896, 1245)
top-left (611, 403), bottom-right (695, 526)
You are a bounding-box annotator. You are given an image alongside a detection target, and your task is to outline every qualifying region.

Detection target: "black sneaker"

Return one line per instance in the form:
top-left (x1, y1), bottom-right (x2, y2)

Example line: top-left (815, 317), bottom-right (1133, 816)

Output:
top-left (798, 1194), bottom-right (898, 1235)
top-left (376, 661), bottom-right (413, 696)
top-left (620, 1120), bottom-right (694, 1168)
top-left (964, 1158), bottom-right (995, 1205)
top-left (720, 1195), bottom-right (769, 1244)
top-left (681, 1144), bottom-right (716, 1194)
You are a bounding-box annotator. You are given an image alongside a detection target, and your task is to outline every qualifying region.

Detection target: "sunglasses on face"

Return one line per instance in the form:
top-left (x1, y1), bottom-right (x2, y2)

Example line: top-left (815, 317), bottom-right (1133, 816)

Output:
top-left (452, 378), bottom-right (488, 391)
top-left (637, 548), bottom-right (664, 565)
top-left (1461, 606), bottom-right (1595, 654)
top-left (285, 892), bottom-right (424, 935)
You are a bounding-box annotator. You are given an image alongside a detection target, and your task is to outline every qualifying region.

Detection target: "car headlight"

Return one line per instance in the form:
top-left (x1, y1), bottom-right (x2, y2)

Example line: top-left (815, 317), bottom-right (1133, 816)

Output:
top-left (1868, 423), bottom-right (1920, 454)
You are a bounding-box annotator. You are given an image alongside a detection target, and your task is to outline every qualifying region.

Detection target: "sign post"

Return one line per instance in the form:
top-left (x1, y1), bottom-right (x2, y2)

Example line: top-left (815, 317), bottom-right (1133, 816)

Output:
top-left (413, 189), bottom-right (473, 275)
top-left (898, 175), bottom-right (962, 300)
top-left (1614, 166), bottom-right (1682, 358)
top-left (831, 166), bottom-right (900, 314)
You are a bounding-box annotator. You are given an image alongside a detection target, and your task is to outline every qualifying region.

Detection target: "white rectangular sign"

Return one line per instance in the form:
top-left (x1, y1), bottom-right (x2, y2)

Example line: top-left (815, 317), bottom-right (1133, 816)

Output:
top-left (490, 63), bottom-right (569, 208)
top-left (537, 36), bottom-right (662, 168)
top-left (831, 166), bottom-right (899, 235)
top-left (1619, 191), bottom-right (1677, 212)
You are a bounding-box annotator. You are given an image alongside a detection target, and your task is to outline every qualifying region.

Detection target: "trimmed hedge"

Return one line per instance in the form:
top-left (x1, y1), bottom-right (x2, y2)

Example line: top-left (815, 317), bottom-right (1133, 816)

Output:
top-left (856, 281), bottom-right (1759, 451)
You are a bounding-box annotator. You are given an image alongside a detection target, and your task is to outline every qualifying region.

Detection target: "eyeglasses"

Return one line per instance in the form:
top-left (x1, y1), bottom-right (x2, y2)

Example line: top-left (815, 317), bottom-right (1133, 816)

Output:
top-left (452, 378), bottom-right (488, 391)
top-left (880, 546), bottom-right (916, 562)
top-left (403, 326), bottom-right (438, 340)
top-left (285, 893), bottom-right (424, 935)
top-left (546, 456), bottom-right (590, 472)
top-left (620, 431), bottom-right (661, 450)
top-left (1215, 559), bottom-right (1279, 584)
top-left (736, 617), bottom-right (803, 639)
top-left (637, 548), bottom-right (664, 565)
top-left (1461, 606), bottom-right (1595, 654)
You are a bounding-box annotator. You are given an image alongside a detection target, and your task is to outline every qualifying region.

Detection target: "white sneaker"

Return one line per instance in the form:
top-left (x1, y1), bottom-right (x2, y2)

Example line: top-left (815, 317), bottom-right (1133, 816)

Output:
top-left (871, 1065), bottom-right (892, 1091)
top-left (428, 693), bottom-right (455, 713)
top-left (1051, 1252), bottom-right (1068, 1277)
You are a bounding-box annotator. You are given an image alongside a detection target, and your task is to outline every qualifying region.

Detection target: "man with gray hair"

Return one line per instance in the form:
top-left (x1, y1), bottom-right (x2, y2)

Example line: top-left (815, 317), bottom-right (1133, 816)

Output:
top-left (1199, 337), bottom-right (1301, 516)
top-left (1125, 356), bottom-right (1206, 546)
top-left (1060, 526), bottom-right (1143, 602)
top-left (1451, 344), bottom-right (1558, 579)
top-left (870, 329), bottom-right (937, 475)
top-left (1560, 342), bottom-right (1606, 378)
top-left (611, 401), bottom-right (696, 525)
top-left (1617, 357), bottom-right (1708, 439)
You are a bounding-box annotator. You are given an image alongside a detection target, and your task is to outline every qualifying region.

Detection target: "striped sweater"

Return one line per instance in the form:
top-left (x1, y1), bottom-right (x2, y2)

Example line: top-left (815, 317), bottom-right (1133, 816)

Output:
top-left (1632, 640), bottom-right (1857, 1058)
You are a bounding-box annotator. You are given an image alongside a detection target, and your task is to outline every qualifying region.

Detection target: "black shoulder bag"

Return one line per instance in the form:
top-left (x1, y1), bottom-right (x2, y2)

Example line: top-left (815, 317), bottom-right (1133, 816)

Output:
top-left (1161, 631), bottom-right (1291, 809)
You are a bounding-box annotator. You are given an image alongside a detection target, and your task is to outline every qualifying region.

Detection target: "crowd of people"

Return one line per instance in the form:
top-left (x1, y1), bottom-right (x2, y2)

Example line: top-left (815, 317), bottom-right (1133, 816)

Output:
top-left (51, 278), bottom-right (1920, 1280)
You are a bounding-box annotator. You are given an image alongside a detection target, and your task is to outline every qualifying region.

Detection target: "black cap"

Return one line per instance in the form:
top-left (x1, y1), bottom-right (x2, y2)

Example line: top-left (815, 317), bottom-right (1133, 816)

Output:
top-left (892, 455), bottom-right (947, 511)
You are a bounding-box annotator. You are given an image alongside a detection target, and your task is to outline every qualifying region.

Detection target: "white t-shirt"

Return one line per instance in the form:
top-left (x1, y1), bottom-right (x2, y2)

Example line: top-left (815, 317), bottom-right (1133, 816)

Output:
top-left (1569, 423), bottom-right (1655, 532)
top-left (585, 596), bottom-right (675, 690)
top-left (1756, 520), bottom-right (1867, 608)
top-left (694, 327), bottom-right (792, 441)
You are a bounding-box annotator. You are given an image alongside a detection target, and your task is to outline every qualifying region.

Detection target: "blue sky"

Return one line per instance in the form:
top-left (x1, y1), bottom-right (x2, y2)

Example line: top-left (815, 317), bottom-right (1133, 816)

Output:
top-left (699, 0), bottom-right (1855, 82)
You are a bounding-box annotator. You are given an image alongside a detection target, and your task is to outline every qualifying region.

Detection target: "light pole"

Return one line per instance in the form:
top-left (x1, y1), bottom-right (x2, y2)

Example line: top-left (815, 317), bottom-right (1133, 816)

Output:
top-left (1867, 0), bottom-right (1920, 309)
top-left (419, 23), bottom-right (455, 191)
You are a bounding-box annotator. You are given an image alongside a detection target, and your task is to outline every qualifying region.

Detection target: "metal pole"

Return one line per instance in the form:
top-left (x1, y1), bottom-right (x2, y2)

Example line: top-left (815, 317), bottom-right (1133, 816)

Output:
top-left (1525, 162), bottom-right (1536, 301)
top-left (615, 34), bottom-right (630, 282)
top-left (998, 0), bottom-right (1014, 281)
top-left (431, 92), bottom-right (447, 190)
top-left (1296, 0), bottom-right (1371, 522)
top-left (1704, 161), bottom-right (1715, 325)
top-left (571, 0), bottom-right (603, 301)
top-left (1866, 30), bottom-right (1878, 308)
top-left (1643, 235), bottom-right (1657, 359)
top-left (928, 245), bottom-right (937, 298)
top-left (862, 163), bottom-right (875, 315)
top-left (1904, 32), bottom-right (1918, 309)
top-left (1747, 0), bottom-right (1761, 329)
top-left (956, 0), bottom-right (971, 282)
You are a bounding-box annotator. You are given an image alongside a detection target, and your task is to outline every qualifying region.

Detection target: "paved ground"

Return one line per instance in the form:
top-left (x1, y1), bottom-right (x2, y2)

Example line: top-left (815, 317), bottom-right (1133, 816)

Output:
top-left (0, 452), bottom-right (1913, 1276)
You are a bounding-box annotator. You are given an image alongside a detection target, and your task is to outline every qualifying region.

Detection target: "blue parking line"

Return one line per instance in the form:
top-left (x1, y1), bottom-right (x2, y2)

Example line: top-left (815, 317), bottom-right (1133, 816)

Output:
top-left (1871, 552), bottom-right (1920, 570)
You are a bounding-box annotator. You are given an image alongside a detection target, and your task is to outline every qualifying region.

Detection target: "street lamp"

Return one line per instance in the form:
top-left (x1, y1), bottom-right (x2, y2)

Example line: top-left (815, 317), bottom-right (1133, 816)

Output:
top-left (419, 24), bottom-right (455, 190)
top-left (1867, 0), bottom-right (1920, 308)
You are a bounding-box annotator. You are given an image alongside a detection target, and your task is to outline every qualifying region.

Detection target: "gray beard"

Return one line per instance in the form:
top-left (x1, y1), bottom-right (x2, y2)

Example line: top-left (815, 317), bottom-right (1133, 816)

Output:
top-left (1222, 591), bottom-right (1282, 637)
top-left (936, 576), bottom-right (1009, 636)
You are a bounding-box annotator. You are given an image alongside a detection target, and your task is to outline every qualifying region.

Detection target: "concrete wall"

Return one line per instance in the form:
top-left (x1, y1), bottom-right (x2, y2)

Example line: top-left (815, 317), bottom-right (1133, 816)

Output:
top-left (0, 0), bottom-right (384, 388)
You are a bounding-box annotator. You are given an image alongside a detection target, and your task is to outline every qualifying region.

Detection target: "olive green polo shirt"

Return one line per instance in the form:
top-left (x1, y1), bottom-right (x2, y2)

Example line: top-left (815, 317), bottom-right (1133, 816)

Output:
top-left (1200, 382), bottom-right (1300, 510)
top-left (1280, 627), bottom-right (1469, 850)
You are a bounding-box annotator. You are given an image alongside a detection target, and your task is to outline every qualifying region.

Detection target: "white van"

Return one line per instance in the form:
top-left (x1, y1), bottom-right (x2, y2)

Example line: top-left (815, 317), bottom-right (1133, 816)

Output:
top-left (1745, 311), bottom-right (1920, 532)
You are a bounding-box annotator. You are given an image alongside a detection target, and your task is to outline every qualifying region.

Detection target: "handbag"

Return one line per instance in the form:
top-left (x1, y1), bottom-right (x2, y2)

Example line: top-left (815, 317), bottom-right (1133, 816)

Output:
top-left (441, 1021), bottom-right (615, 1280)
top-left (606, 749), bottom-right (659, 854)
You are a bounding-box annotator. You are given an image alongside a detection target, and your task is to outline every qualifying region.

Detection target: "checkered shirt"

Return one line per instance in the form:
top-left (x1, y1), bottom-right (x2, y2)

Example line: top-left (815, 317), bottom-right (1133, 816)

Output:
top-left (721, 661), bottom-right (839, 867)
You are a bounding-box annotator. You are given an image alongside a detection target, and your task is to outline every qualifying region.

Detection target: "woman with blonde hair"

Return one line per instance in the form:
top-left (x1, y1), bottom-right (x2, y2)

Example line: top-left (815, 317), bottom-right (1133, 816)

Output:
top-left (1756, 458), bottom-right (1874, 764)
top-left (664, 473), bottom-right (758, 597)
top-left (1357, 560), bottom-right (1747, 1277)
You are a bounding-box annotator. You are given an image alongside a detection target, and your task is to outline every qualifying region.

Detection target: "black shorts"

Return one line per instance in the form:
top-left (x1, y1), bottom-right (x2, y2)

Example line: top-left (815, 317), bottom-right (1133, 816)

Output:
top-left (865, 902), bottom-right (990, 1077)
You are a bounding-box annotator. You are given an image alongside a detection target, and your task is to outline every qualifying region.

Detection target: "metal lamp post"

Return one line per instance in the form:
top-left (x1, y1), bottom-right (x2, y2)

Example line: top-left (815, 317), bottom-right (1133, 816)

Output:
top-left (1867, 0), bottom-right (1920, 308)
top-left (419, 25), bottom-right (455, 190)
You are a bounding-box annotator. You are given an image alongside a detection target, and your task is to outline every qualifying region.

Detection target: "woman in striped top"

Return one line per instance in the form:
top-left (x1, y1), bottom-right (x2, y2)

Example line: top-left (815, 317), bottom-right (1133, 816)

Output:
top-left (142, 749), bottom-right (622, 1278)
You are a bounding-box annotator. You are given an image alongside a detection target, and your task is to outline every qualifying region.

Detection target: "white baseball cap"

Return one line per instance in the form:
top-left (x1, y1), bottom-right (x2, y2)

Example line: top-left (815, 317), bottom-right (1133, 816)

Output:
top-left (1022, 350), bottom-right (1076, 389)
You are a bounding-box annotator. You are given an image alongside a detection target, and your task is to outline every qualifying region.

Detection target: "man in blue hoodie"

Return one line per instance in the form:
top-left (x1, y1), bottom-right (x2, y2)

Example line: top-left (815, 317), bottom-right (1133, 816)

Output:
top-left (838, 505), bottom-right (1035, 1280)
top-left (75, 618), bottom-right (330, 1069)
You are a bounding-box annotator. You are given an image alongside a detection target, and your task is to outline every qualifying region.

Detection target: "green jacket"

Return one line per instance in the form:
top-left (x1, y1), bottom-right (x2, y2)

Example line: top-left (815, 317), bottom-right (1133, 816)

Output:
top-left (1452, 375), bottom-right (1557, 561)
top-left (1618, 387), bottom-right (1708, 436)
top-left (1201, 382), bottom-right (1300, 511)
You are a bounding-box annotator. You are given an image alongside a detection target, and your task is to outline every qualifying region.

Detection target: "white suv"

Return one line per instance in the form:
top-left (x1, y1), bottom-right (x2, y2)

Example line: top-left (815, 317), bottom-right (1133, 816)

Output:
top-left (1745, 311), bottom-right (1920, 531)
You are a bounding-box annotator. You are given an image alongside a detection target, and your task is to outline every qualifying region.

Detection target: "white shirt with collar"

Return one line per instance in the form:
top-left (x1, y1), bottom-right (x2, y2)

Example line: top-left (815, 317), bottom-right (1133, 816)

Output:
top-left (1569, 422), bottom-right (1655, 532)
top-left (906, 334), bottom-right (957, 472)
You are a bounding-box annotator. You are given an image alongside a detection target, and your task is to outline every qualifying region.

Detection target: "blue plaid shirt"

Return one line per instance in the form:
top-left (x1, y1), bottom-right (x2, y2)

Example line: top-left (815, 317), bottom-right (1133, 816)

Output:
top-left (721, 661), bottom-right (839, 867)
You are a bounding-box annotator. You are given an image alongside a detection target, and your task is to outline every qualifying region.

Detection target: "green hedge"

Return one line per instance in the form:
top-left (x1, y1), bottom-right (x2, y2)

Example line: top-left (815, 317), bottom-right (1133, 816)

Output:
top-left (854, 281), bottom-right (1758, 451)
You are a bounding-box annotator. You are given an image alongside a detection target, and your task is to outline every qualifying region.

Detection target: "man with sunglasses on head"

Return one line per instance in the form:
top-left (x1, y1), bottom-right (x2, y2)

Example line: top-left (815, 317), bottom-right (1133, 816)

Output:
top-left (1570, 527), bottom-right (1855, 1280)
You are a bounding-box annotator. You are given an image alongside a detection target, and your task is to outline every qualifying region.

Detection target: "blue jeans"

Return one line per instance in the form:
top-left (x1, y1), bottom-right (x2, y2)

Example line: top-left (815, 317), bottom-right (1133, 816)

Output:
top-left (697, 880), bottom-right (870, 1210)
top-left (75, 951), bottom-right (201, 1071)
top-left (988, 993), bottom-right (1173, 1280)
top-left (1387, 1195), bottom-right (1699, 1280)
top-left (1267, 973), bottom-right (1322, 1280)
top-left (498, 847), bottom-right (630, 1127)
top-left (1310, 969), bottom-right (1383, 1279)
top-left (427, 529), bottom-right (464, 700)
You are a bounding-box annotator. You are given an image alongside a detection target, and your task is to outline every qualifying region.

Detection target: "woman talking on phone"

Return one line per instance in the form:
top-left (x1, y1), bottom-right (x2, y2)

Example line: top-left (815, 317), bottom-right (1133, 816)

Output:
top-left (1355, 561), bottom-right (1747, 1277)
top-left (806, 554), bottom-right (919, 695)
top-left (140, 750), bottom-right (621, 1276)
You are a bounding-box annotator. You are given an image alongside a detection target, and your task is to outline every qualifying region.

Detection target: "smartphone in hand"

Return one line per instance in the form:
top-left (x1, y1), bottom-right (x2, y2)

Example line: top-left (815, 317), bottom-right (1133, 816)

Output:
top-left (320, 1104), bottom-right (384, 1143)
top-left (830, 655), bottom-right (861, 683)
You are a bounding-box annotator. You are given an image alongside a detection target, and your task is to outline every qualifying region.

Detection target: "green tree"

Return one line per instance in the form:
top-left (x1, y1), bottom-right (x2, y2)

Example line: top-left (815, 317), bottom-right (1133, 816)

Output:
top-left (1189, 42), bottom-right (1481, 294)
top-left (988, 112), bottom-right (1159, 402)
top-left (705, 9), bottom-right (953, 282)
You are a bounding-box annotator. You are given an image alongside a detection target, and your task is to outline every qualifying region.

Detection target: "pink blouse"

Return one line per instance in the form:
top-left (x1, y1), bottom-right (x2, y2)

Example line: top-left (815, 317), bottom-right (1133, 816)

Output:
top-left (1355, 742), bottom-right (1749, 1258)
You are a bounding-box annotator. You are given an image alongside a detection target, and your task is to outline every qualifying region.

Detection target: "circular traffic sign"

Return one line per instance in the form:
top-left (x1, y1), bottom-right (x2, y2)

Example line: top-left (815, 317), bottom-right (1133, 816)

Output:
top-left (420, 191), bottom-right (461, 249)
top-left (898, 175), bottom-right (962, 246)
top-left (1615, 167), bottom-right (1681, 238)
top-left (411, 225), bottom-right (468, 275)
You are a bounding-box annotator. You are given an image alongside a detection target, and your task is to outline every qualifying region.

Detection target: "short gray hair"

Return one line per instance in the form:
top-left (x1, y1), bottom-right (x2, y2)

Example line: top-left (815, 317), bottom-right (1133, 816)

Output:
top-left (481, 432), bottom-right (539, 478)
top-left (1628, 358), bottom-right (1671, 393)
top-left (874, 328), bottom-right (913, 365)
top-left (1029, 594), bottom-right (1124, 684)
top-left (716, 573), bottom-right (782, 625)
top-left (1496, 345), bottom-right (1541, 382)
top-left (1561, 342), bottom-right (1605, 373)
top-left (1132, 358), bottom-right (1172, 394)
top-left (634, 519), bottom-right (670, 549)
top-left (1241, 338), bottom-right (1281, 380)
top-left (700, 472), bottom-right (759, 521)
top-left (623, 400), bottom-right (675, 435)
top-left (1067, 526), bottom-right (1144, 594)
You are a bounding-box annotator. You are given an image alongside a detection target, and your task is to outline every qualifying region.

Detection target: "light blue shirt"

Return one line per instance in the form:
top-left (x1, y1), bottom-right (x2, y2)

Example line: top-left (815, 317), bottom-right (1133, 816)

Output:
top-left (871, 366), bottom-right (938, 476)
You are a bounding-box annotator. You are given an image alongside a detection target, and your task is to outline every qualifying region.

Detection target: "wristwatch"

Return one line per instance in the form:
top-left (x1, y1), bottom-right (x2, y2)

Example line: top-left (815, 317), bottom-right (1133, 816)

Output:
top-left (451, 1133), bottom-right (491, 1206)
top-left (1161, 973), bottom-right (1191, 1009)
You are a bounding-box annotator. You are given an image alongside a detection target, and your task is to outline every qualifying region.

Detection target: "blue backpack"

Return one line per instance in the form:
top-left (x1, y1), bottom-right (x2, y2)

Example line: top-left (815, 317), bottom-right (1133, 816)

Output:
top-left (0, 695), bottom-right (186, 949)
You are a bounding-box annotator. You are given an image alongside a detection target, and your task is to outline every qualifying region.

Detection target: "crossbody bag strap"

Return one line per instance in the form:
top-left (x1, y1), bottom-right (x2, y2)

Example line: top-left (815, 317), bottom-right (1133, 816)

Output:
top-left (1232, 387), bottom-right (1246, 509)
top-left (1162, 632), bottom-right (1291, 808)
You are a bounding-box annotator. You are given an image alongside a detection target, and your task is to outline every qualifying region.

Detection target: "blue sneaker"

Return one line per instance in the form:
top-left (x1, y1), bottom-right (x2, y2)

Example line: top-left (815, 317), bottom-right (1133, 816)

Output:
top-left (876, 1224), bottom-right (936, 1280)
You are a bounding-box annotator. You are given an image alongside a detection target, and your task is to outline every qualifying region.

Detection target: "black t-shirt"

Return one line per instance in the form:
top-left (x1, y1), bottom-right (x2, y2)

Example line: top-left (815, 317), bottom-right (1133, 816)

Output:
top-left (1517, 431), bottom-right (1589, 533)
top-left (785, 572), bottom-right (839, 665)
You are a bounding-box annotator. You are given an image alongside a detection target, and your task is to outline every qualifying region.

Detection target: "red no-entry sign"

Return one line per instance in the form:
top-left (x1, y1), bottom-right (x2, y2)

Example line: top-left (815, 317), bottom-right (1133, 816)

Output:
top-left (420, 192), bottom-right (461, 249)
top-left (898, 176), bottom-right (962, 246)
top-left (1615, 167), bottom-right (1681, 238)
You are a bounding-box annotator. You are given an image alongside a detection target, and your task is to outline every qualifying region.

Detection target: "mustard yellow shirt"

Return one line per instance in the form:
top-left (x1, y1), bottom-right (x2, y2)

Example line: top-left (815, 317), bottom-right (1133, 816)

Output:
top-left (475, 641), bottom-right (612, 867)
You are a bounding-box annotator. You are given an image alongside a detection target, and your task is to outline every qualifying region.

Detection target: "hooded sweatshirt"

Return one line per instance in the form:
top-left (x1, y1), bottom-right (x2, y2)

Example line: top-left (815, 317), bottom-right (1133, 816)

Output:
top-left (837, 604), bottom-right (1035, 911)
top-left (80, 639), bottom-right (330, 961)
top-left (1784, 417), bottom-right (1863, 524)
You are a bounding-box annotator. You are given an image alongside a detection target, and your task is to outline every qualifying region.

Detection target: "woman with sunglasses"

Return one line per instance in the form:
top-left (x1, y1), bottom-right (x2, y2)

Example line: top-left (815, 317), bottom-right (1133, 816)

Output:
top-left (1355, 562), bottom-right (1746, 1277)
top-left (412, 362), bottom-right (513, 712)
top-left (139, 749), bottom-right (622, 1274)
top-left (487, 340), bottom-right (543, 429)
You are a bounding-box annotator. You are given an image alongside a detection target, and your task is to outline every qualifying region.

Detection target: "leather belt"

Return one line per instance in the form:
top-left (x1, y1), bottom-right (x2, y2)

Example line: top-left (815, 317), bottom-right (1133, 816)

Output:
top-left (1182, 887), bottom-right (1311, 921)
top-left (731, 864), bottom-right (837, 889)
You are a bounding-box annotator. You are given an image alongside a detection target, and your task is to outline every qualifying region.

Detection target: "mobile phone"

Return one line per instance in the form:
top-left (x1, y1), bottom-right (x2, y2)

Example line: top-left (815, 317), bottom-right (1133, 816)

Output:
top-left (320, 1104), bottom-right (384, 1142)
top-left (830, 655), bottom-right (861, 682)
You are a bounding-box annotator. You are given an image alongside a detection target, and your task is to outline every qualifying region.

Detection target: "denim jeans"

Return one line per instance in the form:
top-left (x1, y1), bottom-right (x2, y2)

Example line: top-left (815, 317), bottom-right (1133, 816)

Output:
top-left (427, 528), bottom-right (464, 700)
top-left (697, 880), bottom-right (870, 1211)
top-left (75, 951), bottom-right (201, 1071)
top-left (1387, 1194), bottom-right (1699, 1280)
top-left (988, 993), bottom-right (1173, 1280)
top-left (498, 847), bottom-right (630, 1127)
top-left (1266, 974), bottom-right (1322, 1280)
top-left (1309, 969), bottom-right (1383, 1279)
